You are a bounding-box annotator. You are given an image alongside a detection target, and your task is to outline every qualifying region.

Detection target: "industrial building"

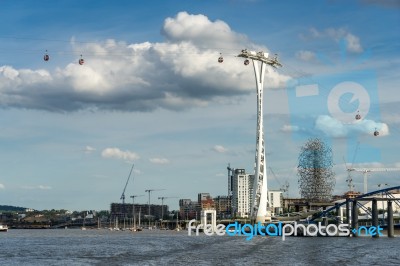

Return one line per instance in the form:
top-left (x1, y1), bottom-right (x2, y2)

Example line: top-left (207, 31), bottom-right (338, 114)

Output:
top-left (110, 203), bottom-right (167, 221)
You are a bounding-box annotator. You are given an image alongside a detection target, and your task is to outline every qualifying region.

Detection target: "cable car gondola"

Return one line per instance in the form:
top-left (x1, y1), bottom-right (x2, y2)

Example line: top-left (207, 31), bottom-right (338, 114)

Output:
top-left (44, 50), bottom-right (49, 61)
top-left (79, 55), bottom-right (84, 65)
top-left (218, 53), bottom-right (223, 63)
top-left (374, 128), bottom-right (379, 136)
top-left (244, 59), bottom-right (250, 65)
top-left (355, 111), bottom-right (361, 120)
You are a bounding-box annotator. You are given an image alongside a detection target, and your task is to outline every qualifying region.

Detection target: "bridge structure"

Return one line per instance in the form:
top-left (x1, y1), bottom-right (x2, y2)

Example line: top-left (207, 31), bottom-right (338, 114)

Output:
top-left (309, 185), bottom-right (400, 237)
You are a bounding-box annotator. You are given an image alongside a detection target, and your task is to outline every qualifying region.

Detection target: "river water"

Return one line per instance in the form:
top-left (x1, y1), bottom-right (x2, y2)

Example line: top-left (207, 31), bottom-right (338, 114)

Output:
top-left (0, 229), bottom-right (398, 265)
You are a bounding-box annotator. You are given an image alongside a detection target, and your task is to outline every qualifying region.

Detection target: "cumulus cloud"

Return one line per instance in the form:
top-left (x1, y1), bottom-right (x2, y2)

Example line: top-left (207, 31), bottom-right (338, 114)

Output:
top-left (0, 12), bottom-right (289, 113)
top-left (303, 27), bottom-right (363, 53)
top-left (149, 157), bottom-right (170, 164)
top-left (101, 147), bottom-right (140, 161)
top-left (296, 50), bottom-right (316, 62)
top-left (161, 12), bottom-right (248, 49)
top-left (315, 115), bottom-right (389, 138)
top-left (326, 28), bottom-right (363, 53)
top-left (213, 145), bottom-right (228, 153)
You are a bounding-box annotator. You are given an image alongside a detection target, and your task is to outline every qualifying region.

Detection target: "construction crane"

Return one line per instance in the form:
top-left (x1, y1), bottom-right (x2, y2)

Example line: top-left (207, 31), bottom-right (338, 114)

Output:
top-left (343, 142), bottom-right (360, 192)
top-left (144, 189), bottom-right (165, 226)
top-left (282, 181), bottom-right (290, 199)
top-left (130, 194), bottom-right (144, 204)
top-left (120, 163), bottom-right (135, 205)
top-left (158, 196), bottom-right (178, 221)
top-left (347, 167), bottom-right (400, 194)
top-left (268, 167), bottom-right (289, 198)
top-left (130, 195), bottom-right (143, 231)
top-left (343, 157), bottom-right (355, 192)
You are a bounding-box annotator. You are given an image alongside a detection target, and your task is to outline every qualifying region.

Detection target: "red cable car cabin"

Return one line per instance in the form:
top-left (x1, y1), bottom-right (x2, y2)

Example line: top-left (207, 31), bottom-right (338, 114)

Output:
top-left (44, 50), bottom-right (49, 61)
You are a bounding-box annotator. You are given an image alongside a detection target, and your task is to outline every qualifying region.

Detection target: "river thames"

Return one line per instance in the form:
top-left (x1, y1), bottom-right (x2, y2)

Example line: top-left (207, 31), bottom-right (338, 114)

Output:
top-left (0, 229), bottom-right (398, 265)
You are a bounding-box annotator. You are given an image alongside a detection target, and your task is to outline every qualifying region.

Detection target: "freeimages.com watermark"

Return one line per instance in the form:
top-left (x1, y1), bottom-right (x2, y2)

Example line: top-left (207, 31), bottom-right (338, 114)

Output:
top-left (187, 220), bottom-right (383, 241)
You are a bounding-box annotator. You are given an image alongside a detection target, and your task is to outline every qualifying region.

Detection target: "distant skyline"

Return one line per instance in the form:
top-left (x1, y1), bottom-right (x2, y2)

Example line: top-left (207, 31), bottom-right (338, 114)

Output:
top-left (0, 0), bottom-right (399, 211)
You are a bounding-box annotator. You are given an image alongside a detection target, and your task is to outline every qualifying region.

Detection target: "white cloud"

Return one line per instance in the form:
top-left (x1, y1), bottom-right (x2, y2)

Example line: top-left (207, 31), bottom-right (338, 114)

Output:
top-left (0, 12), bottom-right (289, 112)
top-left (101, 147), bottom-right (140, 161)
top-left (304, 27), bottom-right (363, 53)
top-left (343, 33), bottom-right (363, 53)
top-left (84, 146), bottom-right (96, 153)
top-left (326, 28), bottom-right (363, 53)
top-left (310, 27), bottom-right (322, 38)
top-left (162, 11), bottom-right (245, 48)
top-left (281, 124), bottom-right (300, 132)
top-left (0, 183), bottom-right (4, 189)
top-left (213, 145), bottom-right (228, 153)
top-left (149, 158), bottom-right (170, 164)
top-left (296, 50), bottom-right (316, 62)
top-left (315, 115), bottom-right (389, 138)
top-left (22, 185), bottom-right (52, 190)
top-left (315, 115), bottom-right (348, 138)
top-left (350, 162), bottom-right (385, 168)
top-left (38, 185), bottom-right (52, 190)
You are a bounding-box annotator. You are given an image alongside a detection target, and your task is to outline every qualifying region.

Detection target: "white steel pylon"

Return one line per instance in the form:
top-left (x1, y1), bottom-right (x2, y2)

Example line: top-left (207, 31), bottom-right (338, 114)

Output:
top-left (237, 50), bottom-right (282, 223)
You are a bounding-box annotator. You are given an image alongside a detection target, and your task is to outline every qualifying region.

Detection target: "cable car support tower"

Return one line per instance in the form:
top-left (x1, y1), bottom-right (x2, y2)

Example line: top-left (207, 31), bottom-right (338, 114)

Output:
top-left (237, 49), bottom-right (282, 223)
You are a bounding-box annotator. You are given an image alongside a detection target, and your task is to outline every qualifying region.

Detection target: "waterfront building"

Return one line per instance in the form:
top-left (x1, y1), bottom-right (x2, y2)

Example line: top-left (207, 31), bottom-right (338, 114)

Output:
top-left (179, 199), bottom-right (198, 220)
top-left (268, 190), bottom-right (283, 215)
top-left (179, 194), bottom-right (223, 220)
top-left (343, 191), bottom-right (362, 199)
top-left (198, 193), bottom-right (215, 211)
top-left (198, 193), bottom-right (211, 203)
top-left (110, 203), bottom-right (167, 221)
top-left (231, 169), bottom-right (254, 218)
top-left (0, 213), bottom-right (14, 223)
top-left (213, 195), bottom-right (232, 219)
top-left (282, 197), bottom-right (307, 212)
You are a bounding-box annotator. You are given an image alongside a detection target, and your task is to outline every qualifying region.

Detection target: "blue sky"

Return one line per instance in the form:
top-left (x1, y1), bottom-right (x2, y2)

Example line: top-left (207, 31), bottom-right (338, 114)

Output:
top-left (0, 0), bottom-right (399, 211)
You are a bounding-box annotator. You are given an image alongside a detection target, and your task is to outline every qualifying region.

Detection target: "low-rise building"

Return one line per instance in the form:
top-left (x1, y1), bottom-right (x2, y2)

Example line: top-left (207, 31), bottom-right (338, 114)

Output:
top-left (179, 199), bottom-right (198, 220)
top-left (213, 195), bottom-right (231, 219)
